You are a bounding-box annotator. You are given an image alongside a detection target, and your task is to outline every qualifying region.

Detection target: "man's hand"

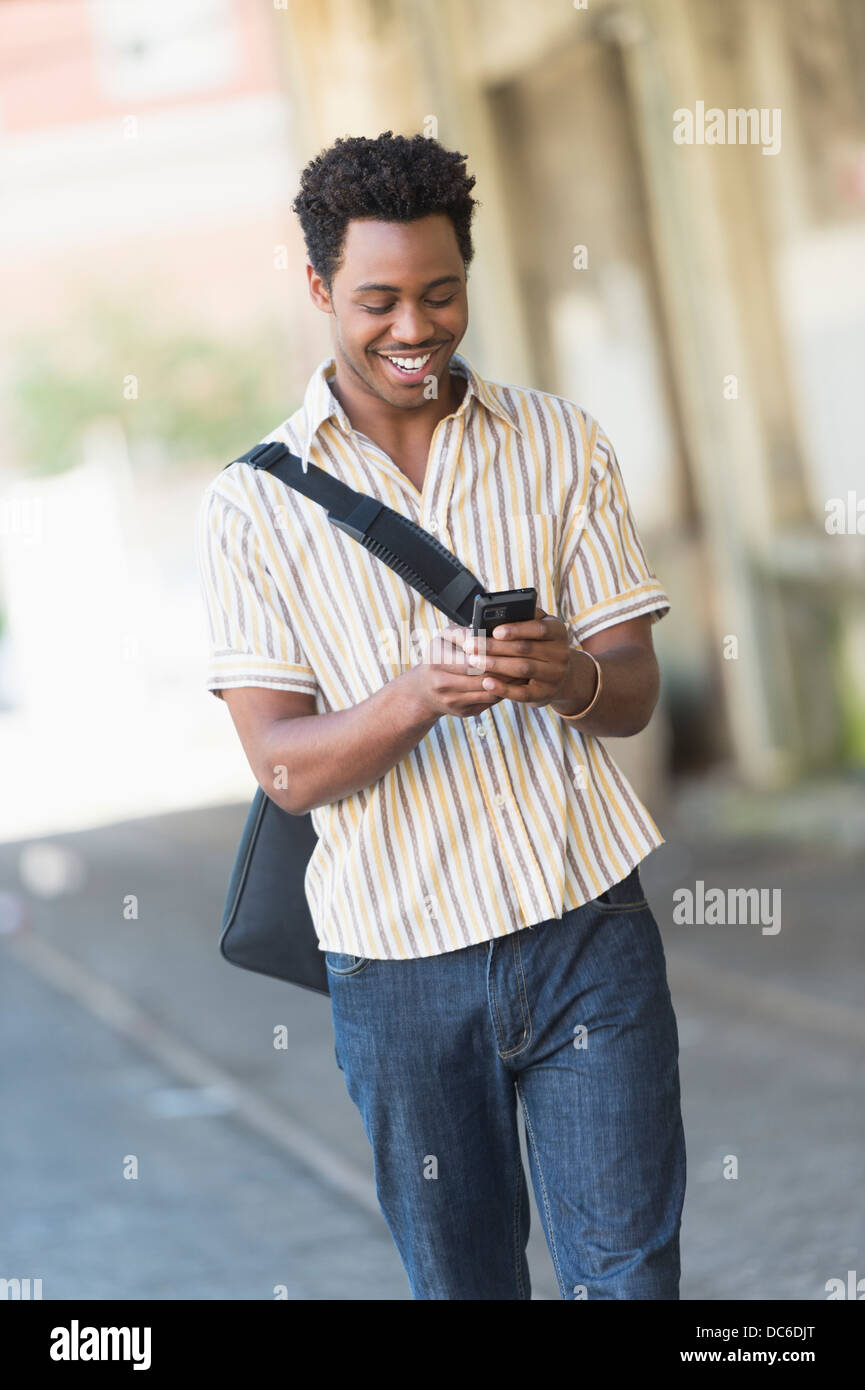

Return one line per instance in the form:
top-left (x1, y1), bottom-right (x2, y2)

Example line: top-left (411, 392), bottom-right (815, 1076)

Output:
top-left (400, 629), bottom-right (507, 720)
top-left (440, 608), bottom-right (661, 736)
top-left (441, 606), bottom-right (590, 712)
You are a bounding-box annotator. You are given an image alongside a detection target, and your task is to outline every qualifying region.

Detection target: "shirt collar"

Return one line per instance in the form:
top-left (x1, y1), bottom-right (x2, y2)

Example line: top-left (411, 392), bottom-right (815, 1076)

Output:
top-left (298, 351), bottom-right (524, 470)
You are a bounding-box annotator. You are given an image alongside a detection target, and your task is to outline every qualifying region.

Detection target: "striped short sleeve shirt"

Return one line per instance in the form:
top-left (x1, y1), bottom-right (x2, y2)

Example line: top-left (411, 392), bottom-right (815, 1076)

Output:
top-left (195, 353), bottom-right (670, 960)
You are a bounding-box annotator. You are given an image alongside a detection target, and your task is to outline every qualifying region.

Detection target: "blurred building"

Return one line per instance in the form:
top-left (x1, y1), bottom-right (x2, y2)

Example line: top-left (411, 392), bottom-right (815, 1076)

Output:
top-left (1, 0), bottom-right (863, 835)
top-left (0, 0), bottom-right (321, 836)
top-left (0, 0), bottom-right (311, 338)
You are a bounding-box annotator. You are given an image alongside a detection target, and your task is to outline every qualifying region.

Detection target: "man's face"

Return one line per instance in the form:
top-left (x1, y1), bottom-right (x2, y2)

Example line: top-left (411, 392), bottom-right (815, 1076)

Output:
top-left (307, 214), bottom-right (469, 409)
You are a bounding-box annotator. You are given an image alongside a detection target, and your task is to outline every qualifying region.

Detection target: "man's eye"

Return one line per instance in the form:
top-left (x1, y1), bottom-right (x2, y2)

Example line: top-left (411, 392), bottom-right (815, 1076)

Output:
top-left (360, 295), bottom-right (456, 314)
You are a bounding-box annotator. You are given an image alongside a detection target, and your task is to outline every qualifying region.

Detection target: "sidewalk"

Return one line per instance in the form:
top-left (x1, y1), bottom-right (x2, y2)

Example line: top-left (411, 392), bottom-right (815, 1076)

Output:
top-left (1, 792), bottom-right (862, 1301)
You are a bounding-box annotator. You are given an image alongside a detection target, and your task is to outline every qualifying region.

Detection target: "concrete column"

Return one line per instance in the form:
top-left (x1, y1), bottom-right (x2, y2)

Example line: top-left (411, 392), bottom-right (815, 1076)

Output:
top-left (615, 0), bottom-right (790, 783)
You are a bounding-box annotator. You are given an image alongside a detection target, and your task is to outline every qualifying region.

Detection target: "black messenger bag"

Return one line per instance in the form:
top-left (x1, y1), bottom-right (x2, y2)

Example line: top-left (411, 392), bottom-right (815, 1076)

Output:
top-left (218, 440), bottom-right (492, 994)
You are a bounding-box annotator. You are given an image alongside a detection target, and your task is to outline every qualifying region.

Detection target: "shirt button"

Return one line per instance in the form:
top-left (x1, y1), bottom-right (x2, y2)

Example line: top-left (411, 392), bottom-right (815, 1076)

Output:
top-left (477, 727), bottom-right (487, 738)
top-left (494, 794), bottom-right (506, 807)
top-left (427, 516), bottom-right (438, 531)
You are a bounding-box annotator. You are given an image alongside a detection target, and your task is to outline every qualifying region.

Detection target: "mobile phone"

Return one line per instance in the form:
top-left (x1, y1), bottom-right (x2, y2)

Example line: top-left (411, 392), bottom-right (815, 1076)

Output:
top-left (471, 587), bottom-right (537, 636)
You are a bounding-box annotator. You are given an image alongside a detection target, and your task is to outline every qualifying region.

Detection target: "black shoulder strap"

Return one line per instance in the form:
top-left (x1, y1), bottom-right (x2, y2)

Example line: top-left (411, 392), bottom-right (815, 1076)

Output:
top-left (229, 440), bottom-right (486, 628)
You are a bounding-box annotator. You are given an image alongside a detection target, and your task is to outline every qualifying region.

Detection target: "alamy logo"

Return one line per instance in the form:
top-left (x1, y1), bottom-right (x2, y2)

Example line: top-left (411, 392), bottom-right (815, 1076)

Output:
top-left (49, 1321), bottom-right (151, 1371)
top-left (825, 492), bottom-right (864, 534)
top-left (672, 881), bottom-right (781, 935)
top-left (1, 1277), bottom-right (42, 1299)
top-left (825, 1270), bottom-right (865, 1299)
top-left (673, 101), bottom-right (781, 155)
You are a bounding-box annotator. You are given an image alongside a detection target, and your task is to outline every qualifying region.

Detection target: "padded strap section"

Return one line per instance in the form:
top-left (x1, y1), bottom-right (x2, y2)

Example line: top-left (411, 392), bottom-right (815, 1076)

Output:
top-left (231, 440), bottom-right (486, 627)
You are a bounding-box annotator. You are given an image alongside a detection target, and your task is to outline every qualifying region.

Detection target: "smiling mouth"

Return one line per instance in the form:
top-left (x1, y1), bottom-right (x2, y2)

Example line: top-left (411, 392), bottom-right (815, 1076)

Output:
top-left (376, 346), bottom-right (443, 381)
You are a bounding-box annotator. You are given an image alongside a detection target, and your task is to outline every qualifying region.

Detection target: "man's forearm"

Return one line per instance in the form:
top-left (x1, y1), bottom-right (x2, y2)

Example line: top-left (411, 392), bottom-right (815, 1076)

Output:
top-left (262, 673), bottom-right (440, 815)
top-left (260, 640), bottom-right (656, 815)
top-left (549, 642), bottom-right (659, 737)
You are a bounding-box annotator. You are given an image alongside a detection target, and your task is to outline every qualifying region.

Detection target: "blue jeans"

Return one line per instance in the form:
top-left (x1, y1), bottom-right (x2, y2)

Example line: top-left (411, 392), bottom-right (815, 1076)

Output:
top-left (326, 866), bottom-right (686, 1300)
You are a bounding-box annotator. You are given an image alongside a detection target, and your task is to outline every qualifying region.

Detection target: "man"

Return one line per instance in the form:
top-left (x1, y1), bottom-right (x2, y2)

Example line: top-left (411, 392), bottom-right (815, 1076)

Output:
top-left (196, 131), bottom-right (686, 1300)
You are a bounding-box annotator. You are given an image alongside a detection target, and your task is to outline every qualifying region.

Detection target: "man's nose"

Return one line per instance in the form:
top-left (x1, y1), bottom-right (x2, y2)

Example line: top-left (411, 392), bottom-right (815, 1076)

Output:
top-left (390, 303), bottom-right (435, 346)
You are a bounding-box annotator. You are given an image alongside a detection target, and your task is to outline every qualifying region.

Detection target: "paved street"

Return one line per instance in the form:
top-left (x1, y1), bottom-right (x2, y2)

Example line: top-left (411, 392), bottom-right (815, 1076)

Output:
top-left (1, 796), bottom-right (863, 1301)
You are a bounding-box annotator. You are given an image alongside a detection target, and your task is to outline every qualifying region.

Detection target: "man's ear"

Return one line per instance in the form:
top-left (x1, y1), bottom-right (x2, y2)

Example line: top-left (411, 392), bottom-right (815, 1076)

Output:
top-left (306, 262), bottom-right (334, 315)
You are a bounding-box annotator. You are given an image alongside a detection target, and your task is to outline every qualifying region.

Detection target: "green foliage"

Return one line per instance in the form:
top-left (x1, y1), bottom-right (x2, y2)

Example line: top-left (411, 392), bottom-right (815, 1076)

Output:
top-left (838, 634), bottom-right (865, 767)
top-left (9, 297), bottom-right (301, 475)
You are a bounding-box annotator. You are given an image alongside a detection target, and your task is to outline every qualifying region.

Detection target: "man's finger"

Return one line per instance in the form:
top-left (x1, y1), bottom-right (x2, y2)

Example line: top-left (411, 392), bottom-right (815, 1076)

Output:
top-left (493, 612), bottom-right (567, 639)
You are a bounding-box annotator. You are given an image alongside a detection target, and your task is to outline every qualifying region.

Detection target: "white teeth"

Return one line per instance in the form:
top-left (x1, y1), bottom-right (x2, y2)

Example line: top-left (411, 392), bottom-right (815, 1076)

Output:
top-left (385, 353), bottom-right (431, 371)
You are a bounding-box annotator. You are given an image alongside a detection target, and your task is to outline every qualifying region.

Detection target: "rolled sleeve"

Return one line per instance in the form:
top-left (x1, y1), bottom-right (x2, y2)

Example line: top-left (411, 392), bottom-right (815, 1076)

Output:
top-left (195, 483), bottom-right (318, 701)
top-left (560, 421), bottom-right (670, 644)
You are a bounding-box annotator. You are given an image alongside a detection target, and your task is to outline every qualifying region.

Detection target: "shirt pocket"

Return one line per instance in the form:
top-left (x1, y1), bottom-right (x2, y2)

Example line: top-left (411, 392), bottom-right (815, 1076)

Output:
top-left (486, 514), bottom-right (560, 617)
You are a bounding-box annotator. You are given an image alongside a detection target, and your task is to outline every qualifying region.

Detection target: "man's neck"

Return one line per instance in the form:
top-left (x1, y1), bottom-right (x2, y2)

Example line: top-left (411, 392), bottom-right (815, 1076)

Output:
top-left (328, 359), bottom-right (467, 464)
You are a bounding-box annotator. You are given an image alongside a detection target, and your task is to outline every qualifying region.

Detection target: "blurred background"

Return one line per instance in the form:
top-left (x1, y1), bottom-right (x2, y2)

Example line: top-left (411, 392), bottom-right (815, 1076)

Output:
top-left (1, 0), bottom-right (863, 1301)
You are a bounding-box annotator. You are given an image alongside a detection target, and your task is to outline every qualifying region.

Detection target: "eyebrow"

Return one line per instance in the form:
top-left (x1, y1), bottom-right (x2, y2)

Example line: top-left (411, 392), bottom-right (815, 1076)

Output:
top-left (353, 275), bottom-right (462, 294)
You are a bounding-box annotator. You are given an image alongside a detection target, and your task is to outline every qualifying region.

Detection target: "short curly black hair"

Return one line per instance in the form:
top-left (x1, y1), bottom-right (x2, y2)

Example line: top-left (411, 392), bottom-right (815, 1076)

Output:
top-left (292, 131), bottom-right (478, 289)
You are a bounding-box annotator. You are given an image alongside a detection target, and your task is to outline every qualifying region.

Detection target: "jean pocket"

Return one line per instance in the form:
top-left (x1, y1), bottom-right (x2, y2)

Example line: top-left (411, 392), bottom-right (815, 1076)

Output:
top-left (325, 950), bottom-right (373, 977)
top-left (593, 867), bottom-right (649, 913)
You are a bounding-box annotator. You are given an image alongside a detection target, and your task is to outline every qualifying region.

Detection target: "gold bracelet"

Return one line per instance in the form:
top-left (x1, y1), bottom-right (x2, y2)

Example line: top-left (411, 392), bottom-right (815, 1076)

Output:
top-left (555, 648), bottom-right (602, 721)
